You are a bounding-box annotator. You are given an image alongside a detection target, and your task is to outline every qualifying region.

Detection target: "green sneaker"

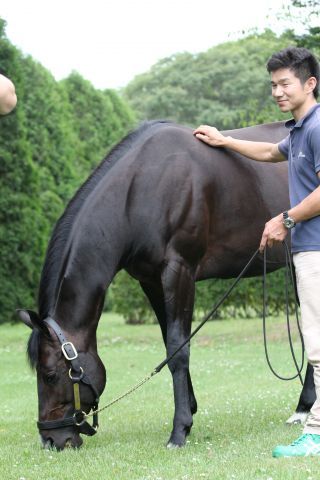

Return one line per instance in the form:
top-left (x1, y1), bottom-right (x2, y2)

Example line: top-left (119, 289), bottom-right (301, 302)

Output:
top-left (272, 433), bottom-right (320, 458)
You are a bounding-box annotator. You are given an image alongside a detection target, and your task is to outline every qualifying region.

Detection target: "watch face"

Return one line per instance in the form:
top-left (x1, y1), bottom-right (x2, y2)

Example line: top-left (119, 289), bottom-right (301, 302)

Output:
top-left (284, 217), bottom-right (295, 229)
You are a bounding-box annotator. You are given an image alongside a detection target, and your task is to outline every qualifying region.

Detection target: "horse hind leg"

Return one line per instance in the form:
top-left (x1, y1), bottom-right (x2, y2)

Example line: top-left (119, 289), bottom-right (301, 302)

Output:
top-left (286, 363), bottom-right (315, 425)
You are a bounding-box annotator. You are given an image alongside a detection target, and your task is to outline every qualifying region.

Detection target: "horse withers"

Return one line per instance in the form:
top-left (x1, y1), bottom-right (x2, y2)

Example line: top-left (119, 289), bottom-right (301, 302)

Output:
top-left (18, 120), bottom-right (315, 450)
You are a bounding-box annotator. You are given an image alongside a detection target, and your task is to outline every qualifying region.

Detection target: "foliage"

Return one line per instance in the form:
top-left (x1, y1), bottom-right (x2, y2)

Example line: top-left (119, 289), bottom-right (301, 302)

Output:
top-left (62, 72), bottom-right (135, 179)
top-left (110, 267), bottom-right (297, 325)
top-left (0, 19), bottom-right (135, 323)
top-left (124, 30), bottom-right (295, 129)
top-left (292, 0), bottom-right (320, 7)
top-left (286, 26), bottom-right (320, 52)
top-left (109, 271), bottom-right (155, 324)
top-left (194, 267), bottom-right (297, 321)
top-left (278, 0), bottom-right (320, 31)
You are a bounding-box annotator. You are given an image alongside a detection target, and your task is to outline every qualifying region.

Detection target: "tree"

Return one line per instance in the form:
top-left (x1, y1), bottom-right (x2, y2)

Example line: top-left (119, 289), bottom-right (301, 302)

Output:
top-left (62, 72), bottom-right (135, 179)
top-left (124, 31), bottom-right (294, 129)
top-left (275, 0), bottom-right (320, 52)
top-left (0, 20), bottom-right (45, 320)
top-left (0, 19), bottom-right (135, 323)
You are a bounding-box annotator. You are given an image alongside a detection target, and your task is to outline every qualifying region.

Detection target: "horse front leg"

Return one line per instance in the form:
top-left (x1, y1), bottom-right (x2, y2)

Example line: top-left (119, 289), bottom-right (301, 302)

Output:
top-left (140, 280), bottom-right (198, 417)
top-left (161, 258), bottom-right (195, 448)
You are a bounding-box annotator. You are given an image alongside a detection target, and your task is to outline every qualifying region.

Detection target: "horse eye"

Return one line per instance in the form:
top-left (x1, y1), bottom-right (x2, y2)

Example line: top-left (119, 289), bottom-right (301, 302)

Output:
top-left (43, 372), bottom-right (58, 385)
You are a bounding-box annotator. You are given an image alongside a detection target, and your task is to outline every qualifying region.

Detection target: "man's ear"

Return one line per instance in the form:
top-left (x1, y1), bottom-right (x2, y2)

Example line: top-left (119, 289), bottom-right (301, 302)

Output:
top-left (306, 76), bottom-right (317, 95)
top-left (16, 309), bottom-right (46, 333)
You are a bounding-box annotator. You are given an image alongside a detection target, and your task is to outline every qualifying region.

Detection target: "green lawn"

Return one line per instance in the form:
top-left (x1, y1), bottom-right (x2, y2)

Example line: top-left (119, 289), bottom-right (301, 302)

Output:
top-left (0, 312), bottom-right (316, 480)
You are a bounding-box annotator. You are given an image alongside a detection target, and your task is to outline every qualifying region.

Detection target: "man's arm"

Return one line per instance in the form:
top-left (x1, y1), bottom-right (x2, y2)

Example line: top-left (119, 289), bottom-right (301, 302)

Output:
top-left (193, 125), bottom-right (285, 163)
top-left (288, 176), bottom-right (320, 224)
top-left (0, 74), bottom-right (17, 115)
top-left (259, 172), bottom-right (320, 252)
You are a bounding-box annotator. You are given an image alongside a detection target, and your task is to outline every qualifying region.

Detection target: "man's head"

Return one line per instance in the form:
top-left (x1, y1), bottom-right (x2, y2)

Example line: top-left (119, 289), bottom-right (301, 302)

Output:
top-left (267, 47), bottom-right (319, 99)
top-left (266, 47), bottom-right (319, 118)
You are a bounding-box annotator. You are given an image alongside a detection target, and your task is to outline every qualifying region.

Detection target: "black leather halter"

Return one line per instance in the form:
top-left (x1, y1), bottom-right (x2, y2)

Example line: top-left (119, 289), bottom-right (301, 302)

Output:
top-left (37, 317), bottom-right (100, 436)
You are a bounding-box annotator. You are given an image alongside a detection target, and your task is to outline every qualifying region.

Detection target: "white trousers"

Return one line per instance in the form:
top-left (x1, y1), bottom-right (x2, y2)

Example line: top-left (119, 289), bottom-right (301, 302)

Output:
top-left (293, 251), bottom-right (320, 435)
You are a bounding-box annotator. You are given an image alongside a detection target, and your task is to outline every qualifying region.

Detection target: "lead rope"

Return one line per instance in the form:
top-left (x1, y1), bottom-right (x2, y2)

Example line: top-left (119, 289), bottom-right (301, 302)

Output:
top-left (262, 242), bottom-right (304, 384)
top-left (85, 242), bottom-right (304, 420)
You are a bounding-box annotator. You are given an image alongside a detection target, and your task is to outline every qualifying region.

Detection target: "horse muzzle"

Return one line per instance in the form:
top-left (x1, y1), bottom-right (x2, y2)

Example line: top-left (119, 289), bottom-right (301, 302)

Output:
top-left (40, 427), bottom-right (83, 450)
top-left (38, 407), bottom-right (98, 451)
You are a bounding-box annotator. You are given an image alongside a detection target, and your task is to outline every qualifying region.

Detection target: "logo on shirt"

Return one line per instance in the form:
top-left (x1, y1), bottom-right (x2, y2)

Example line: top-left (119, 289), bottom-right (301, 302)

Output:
top-left (298, 151), bottom-right (306, 158)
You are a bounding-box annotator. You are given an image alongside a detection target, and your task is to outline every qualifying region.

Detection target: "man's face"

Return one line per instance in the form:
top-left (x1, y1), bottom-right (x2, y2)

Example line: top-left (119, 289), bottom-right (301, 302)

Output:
top-left (271, 68), bottom-right (311, 114)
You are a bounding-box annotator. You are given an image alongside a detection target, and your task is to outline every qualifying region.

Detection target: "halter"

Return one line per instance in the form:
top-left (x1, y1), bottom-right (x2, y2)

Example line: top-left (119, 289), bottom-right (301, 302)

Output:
top-left (37, 317), bottom-right (100, 436)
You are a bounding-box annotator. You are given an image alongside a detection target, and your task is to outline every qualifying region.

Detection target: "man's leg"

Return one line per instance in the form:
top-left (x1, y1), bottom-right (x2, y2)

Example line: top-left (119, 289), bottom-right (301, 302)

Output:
top-left (273, 251), bottom-right (320, 457)
top-left (295, 252), bottom-right (320, 434)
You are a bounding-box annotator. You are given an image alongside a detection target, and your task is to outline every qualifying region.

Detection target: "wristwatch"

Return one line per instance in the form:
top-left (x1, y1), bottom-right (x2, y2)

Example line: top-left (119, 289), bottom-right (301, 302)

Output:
top-left (283, 211), bottom-right (296, 229)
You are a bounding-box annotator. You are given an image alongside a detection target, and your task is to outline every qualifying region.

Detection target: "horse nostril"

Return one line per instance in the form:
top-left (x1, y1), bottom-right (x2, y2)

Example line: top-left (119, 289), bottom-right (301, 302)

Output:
top-left (43, 437), bottom-right (54, 450)
top-left (58, 436), bottom-right (83, 450)
top-left (41, 436), bottom-right (66, 451)
top-left (65, 438), bottom-right (73, 448)
top-left (71, 435), bottom-right (83, 449)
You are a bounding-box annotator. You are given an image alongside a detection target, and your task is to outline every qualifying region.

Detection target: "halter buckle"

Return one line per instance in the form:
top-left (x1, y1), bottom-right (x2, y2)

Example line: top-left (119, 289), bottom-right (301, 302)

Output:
top-left (69, 366), bottom-right (84, 381)
top-left (73, 410), bottom-right (87, 427)
top-left (61, 342), bottom-right (78, 361)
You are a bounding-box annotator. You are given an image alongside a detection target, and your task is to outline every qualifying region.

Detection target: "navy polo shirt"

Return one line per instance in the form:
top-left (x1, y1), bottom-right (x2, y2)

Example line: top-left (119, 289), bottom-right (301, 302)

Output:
top-left (278, 104), bottom-right (320, 253)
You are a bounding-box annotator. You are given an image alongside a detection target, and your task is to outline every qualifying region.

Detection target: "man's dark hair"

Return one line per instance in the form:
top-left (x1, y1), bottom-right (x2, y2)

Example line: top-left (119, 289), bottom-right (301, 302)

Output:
top-left (266, 47), bottom-right (320, 99)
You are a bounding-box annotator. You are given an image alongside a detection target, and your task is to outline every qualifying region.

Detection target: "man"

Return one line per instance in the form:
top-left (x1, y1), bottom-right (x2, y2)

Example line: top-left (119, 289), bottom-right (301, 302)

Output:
top-left (194, 47), bottom-right (320, 458)
top-left (0, 73), bottom-right (17, 115)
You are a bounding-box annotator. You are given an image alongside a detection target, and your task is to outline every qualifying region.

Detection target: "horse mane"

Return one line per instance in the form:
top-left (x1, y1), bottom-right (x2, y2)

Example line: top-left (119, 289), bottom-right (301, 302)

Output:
top-left (37, 120), bottom-right (171, 321)
top-left (27, 329), bottom-right (41, 369)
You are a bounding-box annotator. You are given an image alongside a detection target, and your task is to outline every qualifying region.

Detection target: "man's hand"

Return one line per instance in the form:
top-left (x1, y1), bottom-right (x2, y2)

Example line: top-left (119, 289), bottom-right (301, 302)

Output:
top-left (0, 74), bottom-right (17, 115)
top-left (193, 125), bottom-right (228, 147)
top-left (259, 214), bottom-right (288, 252)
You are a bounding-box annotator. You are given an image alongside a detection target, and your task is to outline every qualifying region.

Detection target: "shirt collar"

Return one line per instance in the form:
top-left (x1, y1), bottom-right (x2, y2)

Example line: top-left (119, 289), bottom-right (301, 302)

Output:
top-left (285, 103), bottom-right (320, 130)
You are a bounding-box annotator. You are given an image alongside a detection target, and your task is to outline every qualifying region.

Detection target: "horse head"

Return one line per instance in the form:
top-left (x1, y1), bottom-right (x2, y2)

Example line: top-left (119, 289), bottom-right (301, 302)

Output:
top-left (18, 309), bottom-right (106, 450)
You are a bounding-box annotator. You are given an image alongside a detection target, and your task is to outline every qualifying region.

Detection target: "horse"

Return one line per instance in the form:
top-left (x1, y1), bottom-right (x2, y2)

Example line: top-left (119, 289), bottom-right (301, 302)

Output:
top-left (18, 120), bottom-right (315, 450)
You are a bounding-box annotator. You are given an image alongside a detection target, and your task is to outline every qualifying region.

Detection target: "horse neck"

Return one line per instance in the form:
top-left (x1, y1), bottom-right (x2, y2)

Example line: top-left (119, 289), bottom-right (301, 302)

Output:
top-left (52, 226), bottom-right (126, 336)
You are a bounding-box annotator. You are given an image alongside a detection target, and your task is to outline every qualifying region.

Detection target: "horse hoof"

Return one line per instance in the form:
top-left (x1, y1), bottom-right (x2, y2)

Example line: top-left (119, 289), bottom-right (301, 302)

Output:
top-left (166, 442), bottom-right (180, 449)
top-left (285, 412), bottom-right (309, 425)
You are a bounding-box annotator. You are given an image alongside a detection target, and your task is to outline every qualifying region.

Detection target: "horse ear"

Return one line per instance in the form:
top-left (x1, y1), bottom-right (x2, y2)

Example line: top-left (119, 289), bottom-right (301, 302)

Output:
top-left (16, 309), bottom-right (41, 330)
top-left (17, 309), bottom-right (51, 337)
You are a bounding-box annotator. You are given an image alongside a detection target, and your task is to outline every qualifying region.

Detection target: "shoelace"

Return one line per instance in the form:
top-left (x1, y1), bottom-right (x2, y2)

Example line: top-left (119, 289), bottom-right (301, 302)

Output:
top-left (291, 434), bottom-right (320, 447)
top-left (291, 434), bottom-right (310, 446)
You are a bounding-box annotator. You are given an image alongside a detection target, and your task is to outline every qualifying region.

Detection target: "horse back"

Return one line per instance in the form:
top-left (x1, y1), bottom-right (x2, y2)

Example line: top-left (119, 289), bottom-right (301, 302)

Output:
top-left (110, 122), bottom-right (289, 279)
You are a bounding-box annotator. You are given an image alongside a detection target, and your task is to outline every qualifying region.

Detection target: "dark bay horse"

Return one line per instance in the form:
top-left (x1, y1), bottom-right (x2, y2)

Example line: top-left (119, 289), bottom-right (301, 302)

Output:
top-left (18, 120), bottom-right (314, 450)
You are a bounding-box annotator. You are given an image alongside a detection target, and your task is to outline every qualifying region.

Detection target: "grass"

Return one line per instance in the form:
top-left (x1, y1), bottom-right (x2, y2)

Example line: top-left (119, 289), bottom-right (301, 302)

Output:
top-left (0, 312), bottom-right (316, 480)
